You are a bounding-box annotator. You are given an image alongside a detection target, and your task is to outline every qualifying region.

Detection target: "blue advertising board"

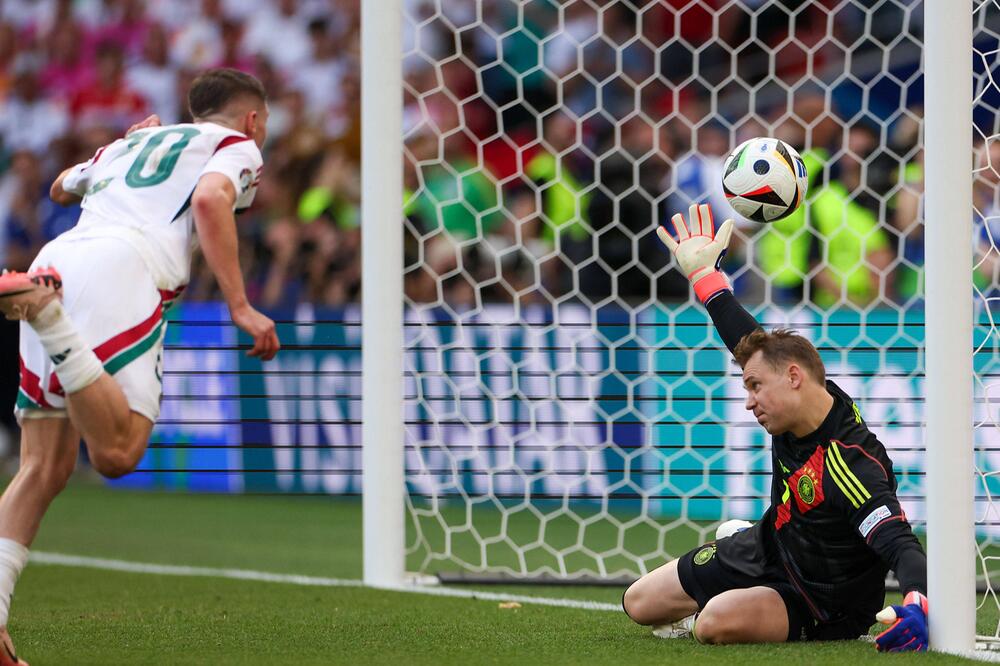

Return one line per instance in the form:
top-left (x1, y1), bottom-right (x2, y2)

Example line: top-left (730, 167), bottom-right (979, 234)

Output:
top-left (121, 302), bottom-right (999, 530)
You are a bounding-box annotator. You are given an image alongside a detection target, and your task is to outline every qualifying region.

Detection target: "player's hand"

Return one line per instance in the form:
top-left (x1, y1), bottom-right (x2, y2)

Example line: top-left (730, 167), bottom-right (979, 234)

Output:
top-left (125, 114), bottom-right (161, 136)
top-left (874, 591), bottom-right (928, 652)
top-left (230, 304), bottom-right (280, 361)
top-left (656, 203), bottom-right (735, 303)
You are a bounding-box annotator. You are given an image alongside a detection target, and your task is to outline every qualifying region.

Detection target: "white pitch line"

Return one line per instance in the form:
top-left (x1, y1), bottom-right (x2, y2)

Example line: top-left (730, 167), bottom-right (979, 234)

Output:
top-left (29, 552), bottom-right (623, 613)
top-left (27, 552), bottom-right (1000, 660)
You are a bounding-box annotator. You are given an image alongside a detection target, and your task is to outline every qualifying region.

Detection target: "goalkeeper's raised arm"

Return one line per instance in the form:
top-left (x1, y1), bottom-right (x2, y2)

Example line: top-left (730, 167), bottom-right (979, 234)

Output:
top-left (656, 204), bottom-right (761, 354)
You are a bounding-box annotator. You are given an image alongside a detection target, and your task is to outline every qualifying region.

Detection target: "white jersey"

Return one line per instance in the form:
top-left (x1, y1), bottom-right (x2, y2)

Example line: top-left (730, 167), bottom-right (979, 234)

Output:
top-left (60, 122), bottom-right (263, 290)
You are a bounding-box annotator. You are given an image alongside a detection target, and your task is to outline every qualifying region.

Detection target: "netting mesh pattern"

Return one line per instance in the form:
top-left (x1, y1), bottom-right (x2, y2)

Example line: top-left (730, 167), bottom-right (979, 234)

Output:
top-left (397, 0), bottom-right (997, 601)
top-left (974, 0), bottom-right (1000, 643)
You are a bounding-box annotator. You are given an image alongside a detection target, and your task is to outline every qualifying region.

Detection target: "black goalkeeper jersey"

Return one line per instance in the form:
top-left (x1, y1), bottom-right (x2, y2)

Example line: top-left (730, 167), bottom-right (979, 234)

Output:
top-left (705, 291), bottom-right (927, 623)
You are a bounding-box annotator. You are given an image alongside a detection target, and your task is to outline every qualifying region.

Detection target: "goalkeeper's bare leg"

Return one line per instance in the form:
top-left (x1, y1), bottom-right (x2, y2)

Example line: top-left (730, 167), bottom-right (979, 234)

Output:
top-left (623, 560), bottom-right (698, 625)
top-left (623, 559), bottom-right (789, 643)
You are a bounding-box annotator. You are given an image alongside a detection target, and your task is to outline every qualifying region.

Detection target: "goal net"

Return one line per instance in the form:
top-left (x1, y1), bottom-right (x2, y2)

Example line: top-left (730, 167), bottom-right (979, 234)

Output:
top-left (396, 1), bottom-right (993, 634)
top-left (975, 0), bottom-right (1000, 646)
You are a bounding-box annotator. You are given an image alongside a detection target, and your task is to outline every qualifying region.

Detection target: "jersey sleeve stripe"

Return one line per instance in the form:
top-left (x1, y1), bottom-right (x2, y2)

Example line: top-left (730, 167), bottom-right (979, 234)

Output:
top-left (91, 144), bottom-right (108, 165)
top-left (834, 439), bottom-right (889, 481)
top-left (826, 447), bottom-right (864, 508)
top-left (829, 442), bottom-right (872, 500)
top-left (213, 135), bottom-right (251, 154)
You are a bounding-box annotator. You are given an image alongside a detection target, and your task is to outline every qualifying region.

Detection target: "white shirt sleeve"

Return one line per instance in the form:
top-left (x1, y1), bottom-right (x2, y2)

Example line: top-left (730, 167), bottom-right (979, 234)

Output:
top-left (61, 139), bottom-right (126, 196)
top-left (199, 138), bottom-right (263, 211)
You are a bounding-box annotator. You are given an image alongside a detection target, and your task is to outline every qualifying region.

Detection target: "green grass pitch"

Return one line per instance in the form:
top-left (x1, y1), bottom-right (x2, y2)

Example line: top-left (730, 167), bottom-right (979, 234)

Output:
top-left (5, 481), bottom-right (986, 664)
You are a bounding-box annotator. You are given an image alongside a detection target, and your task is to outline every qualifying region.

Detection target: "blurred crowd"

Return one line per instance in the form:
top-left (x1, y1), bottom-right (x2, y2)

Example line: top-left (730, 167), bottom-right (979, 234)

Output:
top-left (2, 0), bottom-right (996, 318)
top-left (0, 0), bottom-right (364, 310)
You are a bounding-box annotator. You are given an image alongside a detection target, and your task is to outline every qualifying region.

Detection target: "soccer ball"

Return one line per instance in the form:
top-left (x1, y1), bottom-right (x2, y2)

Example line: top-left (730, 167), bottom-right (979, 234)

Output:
top-left (715, 519), bottom-right (753, 540)
top-left (721, 137), bottom-right (808, 223)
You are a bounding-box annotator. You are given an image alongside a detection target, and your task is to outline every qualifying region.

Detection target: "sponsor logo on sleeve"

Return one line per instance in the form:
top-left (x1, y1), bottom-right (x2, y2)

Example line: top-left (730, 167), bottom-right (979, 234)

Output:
top-left (859, 504), bottom-right (892, 538)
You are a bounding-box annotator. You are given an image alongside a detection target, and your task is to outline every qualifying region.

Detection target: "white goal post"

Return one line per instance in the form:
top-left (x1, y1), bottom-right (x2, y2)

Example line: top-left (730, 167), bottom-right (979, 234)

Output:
top-left (361, 0), bottom-right (405, 588)
top-left (359, 0), bottom-right (992, 654)
top-left (924, 0), bottom-right (973, 654)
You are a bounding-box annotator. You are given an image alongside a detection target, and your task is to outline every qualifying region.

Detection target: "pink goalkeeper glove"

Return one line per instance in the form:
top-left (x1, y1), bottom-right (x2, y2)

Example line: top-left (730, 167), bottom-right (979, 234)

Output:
top-left (656, 203), bottom-right (735, 304)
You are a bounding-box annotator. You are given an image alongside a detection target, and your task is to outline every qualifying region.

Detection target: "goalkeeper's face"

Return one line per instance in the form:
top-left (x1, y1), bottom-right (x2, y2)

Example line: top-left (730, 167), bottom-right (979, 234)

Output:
top-left (741, 350), bottom-right (804, 435)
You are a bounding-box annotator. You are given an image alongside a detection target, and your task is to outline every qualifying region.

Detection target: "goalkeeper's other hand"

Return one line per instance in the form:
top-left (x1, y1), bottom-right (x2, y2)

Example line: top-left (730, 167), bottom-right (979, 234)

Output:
top-left (656, 203), bottom-right (735, 304)
top-left (874, 591), bottom-right (928, 652)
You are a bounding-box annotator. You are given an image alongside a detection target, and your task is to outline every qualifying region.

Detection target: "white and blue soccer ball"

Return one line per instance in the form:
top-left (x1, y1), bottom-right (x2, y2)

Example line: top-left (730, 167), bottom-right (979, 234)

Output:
top-left (721, 137), bottom-right (808, 223)
top-left (715, 519), bottom-right (753, 540)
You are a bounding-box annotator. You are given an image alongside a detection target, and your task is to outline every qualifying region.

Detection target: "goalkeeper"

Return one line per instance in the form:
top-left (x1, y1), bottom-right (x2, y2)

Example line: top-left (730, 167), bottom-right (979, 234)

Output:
top-left (622, 204), bottom-right (928, 651)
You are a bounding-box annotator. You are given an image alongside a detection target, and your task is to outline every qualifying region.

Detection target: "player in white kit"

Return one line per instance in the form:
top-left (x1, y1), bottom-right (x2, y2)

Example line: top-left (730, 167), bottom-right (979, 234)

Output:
top-left (0, 69), bottom-right (280, 664)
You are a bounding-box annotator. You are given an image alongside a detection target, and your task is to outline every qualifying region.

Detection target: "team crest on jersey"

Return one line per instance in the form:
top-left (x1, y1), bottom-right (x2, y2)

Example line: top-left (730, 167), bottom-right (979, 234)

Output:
top-left (797, 475), bottom-right (816, 505)
top-left (239, 168), bottom-right (253, 193)
top-left (693, 545), bottom-right (716, 565)
top-left (788, 445), bottom-right (826, 514)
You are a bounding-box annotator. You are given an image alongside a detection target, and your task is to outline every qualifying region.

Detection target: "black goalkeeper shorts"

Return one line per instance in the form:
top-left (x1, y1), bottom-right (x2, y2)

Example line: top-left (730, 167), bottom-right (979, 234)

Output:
top-left (675, 543), bottom-right (873, 642)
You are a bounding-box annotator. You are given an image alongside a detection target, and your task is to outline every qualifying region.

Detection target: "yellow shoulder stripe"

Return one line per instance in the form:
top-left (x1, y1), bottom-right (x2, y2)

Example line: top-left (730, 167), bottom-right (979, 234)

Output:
top-left (830, 442), bottom-right (872, 500)
top-left (826, 442), bottom-right (871, 508)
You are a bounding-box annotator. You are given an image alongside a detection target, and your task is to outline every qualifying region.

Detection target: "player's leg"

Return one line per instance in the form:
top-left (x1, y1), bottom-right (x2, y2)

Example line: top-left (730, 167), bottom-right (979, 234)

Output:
top-left (0, 415), bottom-right (80, 666)
top-left (8, 291), bottom-right (152, 479)
top-left (0, 416), bottom-right (79, 544)
top-left (0, 241), bottom-right (165, 479)
top-left (65, 377), bottom-right (154, 478)
top-left (692, 586), bottom-right (790, 644)
top-left (622, 559), bottom-right (699, 625)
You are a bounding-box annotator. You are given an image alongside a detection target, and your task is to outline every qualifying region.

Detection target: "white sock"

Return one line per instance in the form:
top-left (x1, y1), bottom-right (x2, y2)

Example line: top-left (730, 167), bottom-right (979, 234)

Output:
top-left (30, 301), bottom-right (104, 394)
top-left (0, 539), bottom-right (28, 627)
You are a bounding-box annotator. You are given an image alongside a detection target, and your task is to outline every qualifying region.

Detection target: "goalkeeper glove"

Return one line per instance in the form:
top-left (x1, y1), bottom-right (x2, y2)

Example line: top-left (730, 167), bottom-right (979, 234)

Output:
top-left (874, 590), bottom-right (928, 652)
top-left (656, 203), bottom-right (735, 304)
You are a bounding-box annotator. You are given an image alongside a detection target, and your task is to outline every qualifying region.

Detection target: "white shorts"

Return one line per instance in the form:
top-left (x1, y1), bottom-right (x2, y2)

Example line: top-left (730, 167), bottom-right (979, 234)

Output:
top-left (16, 236), bottom-right (181, 424)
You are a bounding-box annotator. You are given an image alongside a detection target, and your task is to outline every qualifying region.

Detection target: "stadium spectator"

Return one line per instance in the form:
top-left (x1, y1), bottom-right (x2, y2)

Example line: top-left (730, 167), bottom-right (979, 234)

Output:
top-left (297, 148), bottom-right (361, 305)
top-left (0, 61), bottom-right (69, 155)
top-left (171, 0), bottom-right (225, 70)
top-left (257, 217), bottom-right (304, 309)
top-left (69, 42), bottom-right (148, 132)
top-left (0, 22), bottom-right (17, 99)
top-left (754, 124), bottom-right (891, 307)
top-left (125, 22), bottom-right (180, 125)
top-left (89, 0), bottom-right (151, 60)
top-left (808, 125), bottom-right (893, 307)
top-left (0, 151), bottom-right (48, 272)
top-left (974, 140), bottom-right (1000, 295)
top-left (291, 19), bottom-right (349, 127)
top-left (888, 109), bottom-right (923, 305)
top-left (587, 119), bottom-right (688, 304)
top-left (241, 0), bottom-right (312, 75)
top-left (213, 19), bottom-right (257, 77)
top-left (37, 17), bottom-right (91, 100)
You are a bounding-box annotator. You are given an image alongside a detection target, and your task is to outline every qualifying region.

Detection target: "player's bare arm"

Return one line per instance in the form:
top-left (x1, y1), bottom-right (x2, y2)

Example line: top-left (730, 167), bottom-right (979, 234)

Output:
top-left (49, 115), bottom-right (163, 207)
top-left (192, 172), bottom-right (279, 361)
top-left (48, 168), bottom-right (81, 206)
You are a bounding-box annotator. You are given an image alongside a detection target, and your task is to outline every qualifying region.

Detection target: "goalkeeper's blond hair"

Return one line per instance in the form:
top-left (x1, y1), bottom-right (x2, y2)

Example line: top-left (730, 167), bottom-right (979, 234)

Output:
top-left (733, 329), bottom-right (826, 385)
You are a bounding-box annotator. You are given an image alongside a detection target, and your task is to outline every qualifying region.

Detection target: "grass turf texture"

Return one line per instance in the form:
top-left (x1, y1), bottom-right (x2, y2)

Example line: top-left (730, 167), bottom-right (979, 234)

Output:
top-left (7, 481), bottom-right (985, 664)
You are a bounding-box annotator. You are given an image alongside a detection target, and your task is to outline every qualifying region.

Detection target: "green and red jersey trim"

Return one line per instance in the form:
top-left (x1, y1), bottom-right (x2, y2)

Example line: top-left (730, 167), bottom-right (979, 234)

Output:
top-left (17, 358), bottom-right (51, 409)
top-left (22, 293), bottom-right (175, 404)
